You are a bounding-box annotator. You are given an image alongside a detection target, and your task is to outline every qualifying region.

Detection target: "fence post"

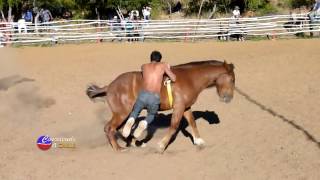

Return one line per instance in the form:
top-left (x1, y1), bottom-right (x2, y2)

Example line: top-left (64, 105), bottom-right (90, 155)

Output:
top-left (184, 31), bottom-right (189, 42)
top-left (96, 20), bottom-right (102, 43)
top-left (272, 30), bottom-right (277, 40)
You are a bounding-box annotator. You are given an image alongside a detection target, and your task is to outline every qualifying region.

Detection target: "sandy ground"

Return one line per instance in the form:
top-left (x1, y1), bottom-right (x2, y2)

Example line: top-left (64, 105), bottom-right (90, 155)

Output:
top-left (0, 39), bottom-right (320, 180)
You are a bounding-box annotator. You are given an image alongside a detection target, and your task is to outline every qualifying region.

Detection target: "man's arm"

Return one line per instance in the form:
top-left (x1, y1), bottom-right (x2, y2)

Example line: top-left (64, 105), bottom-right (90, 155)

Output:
top-left (164, 63), bottom-right (176, 82)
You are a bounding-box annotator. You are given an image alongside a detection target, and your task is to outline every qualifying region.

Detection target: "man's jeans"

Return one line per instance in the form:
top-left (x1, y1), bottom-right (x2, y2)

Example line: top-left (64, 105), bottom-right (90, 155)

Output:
top-left (129, 90), bottom-right (160, 124)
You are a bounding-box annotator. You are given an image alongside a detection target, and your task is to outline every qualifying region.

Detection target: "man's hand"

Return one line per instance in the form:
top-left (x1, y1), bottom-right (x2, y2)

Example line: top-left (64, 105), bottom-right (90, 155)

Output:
top-left (164, 63), bottom-right (176, 82)
top-left (164, 77), bottom-right (173, 85)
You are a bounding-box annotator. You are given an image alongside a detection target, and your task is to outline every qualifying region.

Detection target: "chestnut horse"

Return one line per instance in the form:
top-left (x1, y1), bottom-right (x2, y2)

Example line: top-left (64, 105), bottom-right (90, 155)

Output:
top-left (86, 60), bottom-right (235, 152)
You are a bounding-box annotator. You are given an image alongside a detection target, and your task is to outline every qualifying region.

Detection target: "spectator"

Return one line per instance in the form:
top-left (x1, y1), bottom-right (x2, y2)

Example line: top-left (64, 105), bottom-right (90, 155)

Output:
top-left (173, 1), bottom-right (182, 13)
top-left (62, 10), bottom-right (72, 20)
top-left (24, 9), bottom-right (33, 22)
top-left (308, 0), bottom-right (320, 23)
top-left (125, 18), bottom-right (134, 42)
top-left (110, 16), bottom-right (119, 31)
top-left (230, 6), bottom-right (244, 41)
top-left (130, 10), bottom-right (139, 20)
top-left (17, 18), bottom-right (27, 33)
top-left (142, 6), bottom-right (151, 20)
top-left (120, 18), bottom-right (126, 31)
top-left (232, 6), bottom-right (241, 19)
top-left (0, 20), bottom-right (5, 48)
top-left (41, 8), bottom-right (53, 23)
top-left (142, 7), bottom-right (146, 20)
top-left (0, 30), bottom-right (4, 47)
top-left (146, 6), bottom-right (152, 20)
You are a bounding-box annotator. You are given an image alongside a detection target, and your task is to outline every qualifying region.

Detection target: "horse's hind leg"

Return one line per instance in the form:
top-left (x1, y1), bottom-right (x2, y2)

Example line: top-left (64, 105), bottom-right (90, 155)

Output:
top-left (104, 113), bottom-right (127, 151)
top-left (183, 109), bottom-right (205, 147)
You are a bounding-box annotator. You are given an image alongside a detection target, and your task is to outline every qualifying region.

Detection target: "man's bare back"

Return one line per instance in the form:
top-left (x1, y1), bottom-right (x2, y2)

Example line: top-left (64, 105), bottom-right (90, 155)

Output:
top-left (142, 62), bottom-right (176, 94)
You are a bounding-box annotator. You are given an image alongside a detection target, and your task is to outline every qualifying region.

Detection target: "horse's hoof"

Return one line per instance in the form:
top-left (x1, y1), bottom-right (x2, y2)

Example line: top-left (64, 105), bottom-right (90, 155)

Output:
top-left (157, 142), bottom-right (166, 154)
top-left (140, 142), bottom-right (147, 148)
top-left (194, 138), bottom-right (206, 150)
top-left (115, 146), bottom-right (128, 152)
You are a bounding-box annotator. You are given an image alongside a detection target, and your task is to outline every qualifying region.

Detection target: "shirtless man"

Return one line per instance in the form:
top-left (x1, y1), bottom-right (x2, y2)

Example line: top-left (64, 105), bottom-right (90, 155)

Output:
top-left (122, 51), bottom-right (176, 138)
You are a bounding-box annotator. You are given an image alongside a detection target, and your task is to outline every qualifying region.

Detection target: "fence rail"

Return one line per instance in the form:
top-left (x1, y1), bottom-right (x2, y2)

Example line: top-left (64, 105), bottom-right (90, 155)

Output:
top-left (0, 13), bottom-right (319, 45)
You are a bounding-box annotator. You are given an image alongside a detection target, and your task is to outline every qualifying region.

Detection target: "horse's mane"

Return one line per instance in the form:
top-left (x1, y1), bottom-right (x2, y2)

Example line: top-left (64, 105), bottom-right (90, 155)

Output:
top-left (173, 60), bottom-right (234, 73)
top-left (173, 60), bottom-right (224, 68)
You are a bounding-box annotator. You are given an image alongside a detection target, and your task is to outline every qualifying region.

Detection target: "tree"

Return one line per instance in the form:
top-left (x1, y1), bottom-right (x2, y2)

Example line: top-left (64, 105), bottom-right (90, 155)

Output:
top-left (0, 0), bottom-right (5, 20)
top-left (245, 0), bottom-right (263, 11)
top-left (0, 0), bottom-right (21, 22)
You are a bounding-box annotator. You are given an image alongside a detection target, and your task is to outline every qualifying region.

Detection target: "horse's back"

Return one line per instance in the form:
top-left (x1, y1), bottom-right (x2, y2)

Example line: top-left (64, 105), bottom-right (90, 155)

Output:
top-left (108, 71), bottom-right (142, 90)
top-left (107, 71), bottom-right (143, 114)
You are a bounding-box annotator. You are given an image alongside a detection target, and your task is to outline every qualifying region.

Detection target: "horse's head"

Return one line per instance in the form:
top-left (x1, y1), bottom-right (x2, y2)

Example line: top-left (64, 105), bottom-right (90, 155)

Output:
top-left (216, 62), bottom-right (235, 103)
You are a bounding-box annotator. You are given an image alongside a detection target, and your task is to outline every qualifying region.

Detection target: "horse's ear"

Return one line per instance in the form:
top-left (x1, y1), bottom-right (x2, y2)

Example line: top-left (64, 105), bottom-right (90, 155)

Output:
top-left (223, 61), bottom-right (230, 70)
top-left (229, 63), bottom-right (235, 72)
top-left (224, 61), bottom-right (235, 72)
top-left (223, 60), bottom-right (228, 69)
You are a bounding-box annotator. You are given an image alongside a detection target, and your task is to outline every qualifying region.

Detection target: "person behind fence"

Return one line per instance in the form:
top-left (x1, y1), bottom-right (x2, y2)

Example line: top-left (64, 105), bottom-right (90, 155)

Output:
top-left (122, 51), bottom-right (177, 139)
top-left (17, 18), bottom-right (27, 33)
top-left (0, 31), bottom-right (4, 47)
top-left (62, 9), bottom-right (72, 20)
top-left (308, 0), bottom-right (320, 23)
top-left (142, 6), bottom-right (152, 20)
top-left (41, 8), bottom-right (53, 23)
top-left (110, 16), bottom-right (118, 31)
top-left (125, 18), bottom-right (134, 41)
top-left (142, 7), bottom-right (146, 20)
top-left (130, 10), bottom-right (139, 20)
top-left (24, 9), bottom-right (33, 22)
top-left (232, 6), bottom-right (241, 19)
top-left (230, 6), bottom-right (244, 41)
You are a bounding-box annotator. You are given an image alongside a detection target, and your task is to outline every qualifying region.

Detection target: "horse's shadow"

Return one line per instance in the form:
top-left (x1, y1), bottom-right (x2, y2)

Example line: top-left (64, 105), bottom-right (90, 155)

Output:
top-left (127, 110), bottom-right (220, 147)
top-left (0, 75), bottom-right (35, 91)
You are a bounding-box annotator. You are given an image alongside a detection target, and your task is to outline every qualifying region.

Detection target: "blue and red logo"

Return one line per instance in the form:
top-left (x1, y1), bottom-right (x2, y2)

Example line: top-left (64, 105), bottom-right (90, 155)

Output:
top-left (37, 135), bottom-right (52, 151)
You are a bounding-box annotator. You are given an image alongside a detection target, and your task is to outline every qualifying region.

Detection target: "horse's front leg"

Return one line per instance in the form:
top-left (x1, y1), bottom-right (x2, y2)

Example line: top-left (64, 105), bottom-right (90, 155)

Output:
top-left (183, 108), bottom-right (205, 148)
top-left (158, 104), bottom-right (185, 153)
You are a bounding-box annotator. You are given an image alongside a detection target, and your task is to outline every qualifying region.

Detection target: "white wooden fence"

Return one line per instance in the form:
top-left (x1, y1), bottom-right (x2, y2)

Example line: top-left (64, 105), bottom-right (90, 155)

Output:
top-left (0, 13), bottom-right (319, 45)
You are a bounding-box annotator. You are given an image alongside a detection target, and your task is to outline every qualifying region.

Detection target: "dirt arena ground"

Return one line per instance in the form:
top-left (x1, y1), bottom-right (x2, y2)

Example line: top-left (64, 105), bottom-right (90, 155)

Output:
top-left (0, 39), bottom-right (320, 180)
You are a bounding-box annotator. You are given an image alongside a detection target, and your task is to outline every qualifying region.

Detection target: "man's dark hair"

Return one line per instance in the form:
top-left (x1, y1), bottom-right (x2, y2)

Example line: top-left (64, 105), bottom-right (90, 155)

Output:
top-left (150, 50), bottom-right (162, 62)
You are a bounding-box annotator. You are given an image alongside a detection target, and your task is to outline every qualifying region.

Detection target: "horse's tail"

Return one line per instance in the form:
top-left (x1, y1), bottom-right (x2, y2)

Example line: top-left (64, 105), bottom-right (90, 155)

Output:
top-left (86, 83), bottom-right (108, 101)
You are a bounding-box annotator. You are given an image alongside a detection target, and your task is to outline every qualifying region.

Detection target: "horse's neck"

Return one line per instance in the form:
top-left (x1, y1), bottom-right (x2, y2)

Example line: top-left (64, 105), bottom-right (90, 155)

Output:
top-left (193, 65), bottom-right (226, 90)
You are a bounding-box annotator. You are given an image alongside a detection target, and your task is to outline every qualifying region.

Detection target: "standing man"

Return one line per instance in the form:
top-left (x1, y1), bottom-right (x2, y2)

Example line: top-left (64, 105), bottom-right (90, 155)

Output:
top-left (24, 9), bottom-right (33, 22)
top-left (142, 6), bottom-right (151, 20)
top-left (232, 6), bottom-right (241, 19)
top-left (41, 8), bottom-right (53, 23)
top-left (122, 51), bottom-right (176, 139)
